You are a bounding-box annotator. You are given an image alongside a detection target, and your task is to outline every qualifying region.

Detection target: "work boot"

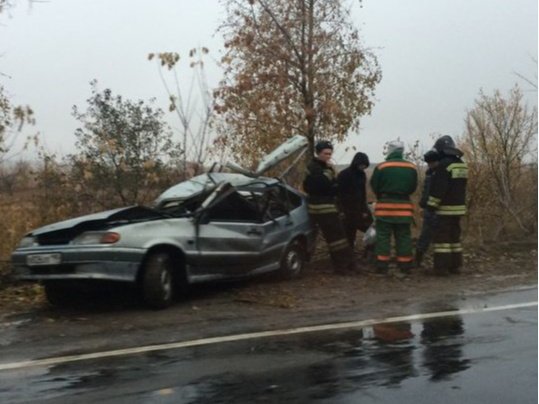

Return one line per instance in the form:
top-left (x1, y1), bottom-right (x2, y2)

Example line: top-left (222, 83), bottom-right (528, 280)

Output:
top-left (423, 267), bottom-right (449, 277)
top-left (415, 250), bottom-right (424, 267)
top-left (375, 263), bottom-right (389, 276)
top-left (400, 267), bottom-right (411, 276)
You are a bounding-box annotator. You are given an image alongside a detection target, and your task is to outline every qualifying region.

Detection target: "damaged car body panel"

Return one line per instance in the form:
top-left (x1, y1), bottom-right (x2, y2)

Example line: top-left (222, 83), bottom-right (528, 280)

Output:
top-left (11, 135), bottom-right (314, 308)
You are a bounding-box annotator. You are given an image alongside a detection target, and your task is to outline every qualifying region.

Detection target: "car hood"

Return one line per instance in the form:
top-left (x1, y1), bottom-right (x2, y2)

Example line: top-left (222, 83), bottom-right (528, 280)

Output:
top-left (29, 206), bottom-right (163, 236)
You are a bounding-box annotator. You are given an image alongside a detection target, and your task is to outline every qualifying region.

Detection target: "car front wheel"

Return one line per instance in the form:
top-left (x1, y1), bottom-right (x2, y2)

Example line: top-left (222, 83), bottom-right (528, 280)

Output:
top-left (142, 253), bottom-right (175, 309)
top-left (43, 281), bottom-right (75, 307)
top-left (279, 241), bottom-right (305, 280)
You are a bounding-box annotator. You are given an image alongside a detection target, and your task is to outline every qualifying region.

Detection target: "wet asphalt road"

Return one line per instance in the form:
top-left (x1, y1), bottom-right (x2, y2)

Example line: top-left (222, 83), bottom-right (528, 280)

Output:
top-left (0, 288), bottom-right (536, 404)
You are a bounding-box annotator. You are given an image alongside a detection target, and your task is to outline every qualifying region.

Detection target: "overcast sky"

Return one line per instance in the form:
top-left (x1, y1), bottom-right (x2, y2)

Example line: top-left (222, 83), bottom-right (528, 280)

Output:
top-left (1, 0), bottom-right (537, 163)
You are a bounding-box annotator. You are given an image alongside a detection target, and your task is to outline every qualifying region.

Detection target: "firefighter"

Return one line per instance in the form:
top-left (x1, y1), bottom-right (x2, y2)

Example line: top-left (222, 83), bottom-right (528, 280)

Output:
top-left (426, 135), bottom-right (467, 275)
top-left (415, 149), bottom-right (442, 267)
top-left (337, 152), bottom-right (373, 249)
top-left (303, 140), bottom-right (356, 274)
top-left (370, 140), bottom-right (418, 275)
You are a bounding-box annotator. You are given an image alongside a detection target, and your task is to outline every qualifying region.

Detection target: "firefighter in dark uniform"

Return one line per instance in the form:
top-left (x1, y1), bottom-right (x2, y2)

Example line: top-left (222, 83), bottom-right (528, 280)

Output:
top-left (426, 135), bottom-right (468, 275)
top-left (415, 149), bottom-right (442, 267)
top-left (370, 140), bottom-right (418, 274)
top-left (303, 140), bottom-right (356, 274)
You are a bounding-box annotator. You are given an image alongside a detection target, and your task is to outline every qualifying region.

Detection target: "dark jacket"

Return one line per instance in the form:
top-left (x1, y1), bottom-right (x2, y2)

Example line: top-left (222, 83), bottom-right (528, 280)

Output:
top-left (337, 152), bottom-right (370, 212)
top-left (427, 155), bottom-right (467, 215)
top-left (419, 168), bottom-right (435, 209)
top-left (303, 158), bottom-right (338, 205)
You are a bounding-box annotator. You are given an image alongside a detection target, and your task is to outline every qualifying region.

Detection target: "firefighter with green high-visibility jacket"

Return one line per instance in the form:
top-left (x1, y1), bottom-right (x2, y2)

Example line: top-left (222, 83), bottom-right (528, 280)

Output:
top-left (370, 140), bottom-right (418, 275)
top-left (303, 140), bottom-right (357, 274)
top-left (426, 135), bottom-right (468, 276)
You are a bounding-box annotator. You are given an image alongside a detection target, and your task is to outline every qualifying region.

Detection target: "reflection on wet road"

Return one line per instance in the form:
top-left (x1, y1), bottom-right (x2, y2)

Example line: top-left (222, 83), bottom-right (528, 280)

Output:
top-left (0, 291), bottom-right (536, 403)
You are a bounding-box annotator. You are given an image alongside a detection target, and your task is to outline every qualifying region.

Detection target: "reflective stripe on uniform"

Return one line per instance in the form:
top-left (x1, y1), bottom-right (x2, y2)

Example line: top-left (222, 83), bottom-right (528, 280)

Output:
top-left (449, 243), bottom-right (463, 252)
top-left (433, 243), bottom-right (452, 253)
top-left (328, 238), bottom-right (349, 251)
top-left (374, 210), bottom-right (414, 217)
top-left (396, 256), bottom-right (413, 262)
top-left (377, 162), bottom-right (416, 170)
top-left (374, 202), bottom-right (414, 217)
top-left (447, 163), bottom-right (468, 179)
top-left (427, 196), bottom-right (441, 208)
top-left (377, 255), bottom-right (391, 262)
top-left (437, 205), bottom-right (466, 215)
top-left (375, 203), bottom-right (414, 210)
top-left (308, 204), bottom-right (338, 214)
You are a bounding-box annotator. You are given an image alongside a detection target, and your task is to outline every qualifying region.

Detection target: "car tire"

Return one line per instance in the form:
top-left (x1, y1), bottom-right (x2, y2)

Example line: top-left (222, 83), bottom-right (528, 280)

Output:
top-left (142, 253), bottom-right (175, 309)
top-left (279, 240), bottom-right (305, 280)
top-left (44, 282), bottom-right (75, 307)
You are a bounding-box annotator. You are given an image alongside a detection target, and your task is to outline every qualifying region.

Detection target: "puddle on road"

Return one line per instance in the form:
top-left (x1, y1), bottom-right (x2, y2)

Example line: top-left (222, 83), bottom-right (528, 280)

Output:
top-left (0, 318), bottom-right (32, 347)
top-left (2, 292), bottom-right (536, 403)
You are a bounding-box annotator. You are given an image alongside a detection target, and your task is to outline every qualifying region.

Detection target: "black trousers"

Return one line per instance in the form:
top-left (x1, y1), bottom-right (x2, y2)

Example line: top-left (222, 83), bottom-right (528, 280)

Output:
top-left (342, 207), bottom-right (373, 248)
top-left (310, 209), bottom-right (356, 271)
top-left (432, 215), bottom-right (463, 271)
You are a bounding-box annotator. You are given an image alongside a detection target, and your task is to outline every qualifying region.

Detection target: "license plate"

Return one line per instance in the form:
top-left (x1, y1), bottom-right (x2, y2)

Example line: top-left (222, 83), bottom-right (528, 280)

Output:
top-left (26, 253), bottom-right (62, 266)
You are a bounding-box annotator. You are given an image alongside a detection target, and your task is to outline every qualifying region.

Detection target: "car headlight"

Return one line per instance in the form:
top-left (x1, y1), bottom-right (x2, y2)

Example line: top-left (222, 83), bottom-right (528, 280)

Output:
top-left (18, 236), bottom-right (37, 248)
top-left (71, 232), bottom-right (121, 245)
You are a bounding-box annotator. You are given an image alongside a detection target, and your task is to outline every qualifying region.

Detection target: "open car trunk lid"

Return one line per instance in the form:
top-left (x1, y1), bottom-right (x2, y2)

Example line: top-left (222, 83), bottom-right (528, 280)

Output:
top-left (226, 134), bottom-right (308, 177)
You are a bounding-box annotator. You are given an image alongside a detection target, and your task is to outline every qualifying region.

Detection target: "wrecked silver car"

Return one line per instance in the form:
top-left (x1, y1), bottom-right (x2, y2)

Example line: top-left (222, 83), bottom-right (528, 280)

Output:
top-left (11, 136), bottom-right (315, 308)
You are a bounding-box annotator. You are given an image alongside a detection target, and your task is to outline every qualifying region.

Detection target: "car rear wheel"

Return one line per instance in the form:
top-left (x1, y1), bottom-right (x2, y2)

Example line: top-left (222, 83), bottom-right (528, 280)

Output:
top-left (279, 240), bottom-right (305, 280)
top-left (142, 253), bottom-right (175, 309)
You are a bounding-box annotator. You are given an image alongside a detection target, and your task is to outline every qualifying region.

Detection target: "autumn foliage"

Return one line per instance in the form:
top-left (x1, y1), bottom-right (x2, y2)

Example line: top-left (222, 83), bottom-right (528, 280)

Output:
top-left (214, 0), bottom-right (381, 166)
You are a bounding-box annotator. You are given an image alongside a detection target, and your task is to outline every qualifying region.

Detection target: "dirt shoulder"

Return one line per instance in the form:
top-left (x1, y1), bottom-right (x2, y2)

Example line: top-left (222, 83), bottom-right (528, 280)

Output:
top-left (0, 240), bottom-right (536, 363)
top-left (0, 239), bottom-right (536, 320)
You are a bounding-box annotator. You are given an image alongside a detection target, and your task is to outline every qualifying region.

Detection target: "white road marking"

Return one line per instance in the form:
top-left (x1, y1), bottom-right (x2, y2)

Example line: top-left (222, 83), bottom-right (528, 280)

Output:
top-left (0, 301), bottom-right (536, 371)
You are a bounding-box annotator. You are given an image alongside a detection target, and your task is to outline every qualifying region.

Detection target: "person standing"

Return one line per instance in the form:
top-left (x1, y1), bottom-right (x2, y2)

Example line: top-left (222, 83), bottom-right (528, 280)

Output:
top-left (426, 135), bottom-right (468, 275)
top-left (303, 140), bottom-right (356, 274)
top-left (337, 152), bottom-right (373, 249)
top-left (415, 150), bottom-right (441, 267)
top-left (370, 140), bottom-right (418, 275)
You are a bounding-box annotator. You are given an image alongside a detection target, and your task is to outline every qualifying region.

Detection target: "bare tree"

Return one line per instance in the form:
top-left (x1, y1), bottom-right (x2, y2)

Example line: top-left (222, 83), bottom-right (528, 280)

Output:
top-left (462, 85), bottom-right (537, 238)
top-left (148, 49), bottom-right (216, 179)
top-left (514, 56), bottom-right (538, 92)
top-left (0, 85), bottom-right (35, 164)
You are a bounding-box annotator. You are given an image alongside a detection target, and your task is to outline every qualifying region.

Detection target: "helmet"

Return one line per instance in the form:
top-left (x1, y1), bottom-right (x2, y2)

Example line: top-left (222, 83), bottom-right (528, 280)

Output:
top-left (315, 140), bottom-right (334, 154)
top-left (433, 135), bottom-right (462, 157)
top-left (423, 149), bottom-right (441, 163)
top-left (386, 140), bottom-right (404, 155)
top-left (433, 135), bottom-right (456, 153)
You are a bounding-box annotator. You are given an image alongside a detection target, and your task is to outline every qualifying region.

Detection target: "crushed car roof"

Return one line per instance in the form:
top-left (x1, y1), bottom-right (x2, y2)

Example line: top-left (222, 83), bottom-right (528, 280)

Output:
top-left (156, 135), bottom-right (308, 204)
top-left (154, 173), bottom-right (279, 204)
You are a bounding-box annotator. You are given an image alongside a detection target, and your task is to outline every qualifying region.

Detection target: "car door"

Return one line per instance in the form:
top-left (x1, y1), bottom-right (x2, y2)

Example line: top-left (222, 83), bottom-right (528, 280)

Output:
top-left (193, 184), bottom-right (265, 276)
top-left (252, 185), bottom-right (294, 269)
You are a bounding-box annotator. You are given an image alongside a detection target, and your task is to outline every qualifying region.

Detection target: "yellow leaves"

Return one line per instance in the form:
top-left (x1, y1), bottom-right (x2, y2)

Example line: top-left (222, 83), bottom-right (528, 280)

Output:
top-left (143, 159), bottom-right (156, 170)
top-left (83, 168), bottom-right (93, 181)
top-left (148, 52), bottom-right (180, 70)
